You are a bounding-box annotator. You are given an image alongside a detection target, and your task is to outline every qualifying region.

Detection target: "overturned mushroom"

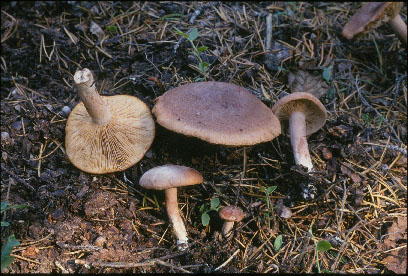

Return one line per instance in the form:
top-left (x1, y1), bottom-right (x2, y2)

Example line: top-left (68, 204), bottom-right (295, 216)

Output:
top-left (342, 2), bottom-right (407, 45)
top-left (219, 206), bottom-right (245, 238)
top-left (65, 68), bottom-right (155, 174)
top-left (139, 164), bottom-right (203, 250)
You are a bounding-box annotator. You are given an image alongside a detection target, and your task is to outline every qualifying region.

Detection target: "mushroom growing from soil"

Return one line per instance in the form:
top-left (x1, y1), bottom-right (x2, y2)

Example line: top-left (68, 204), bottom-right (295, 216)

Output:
top-left (219, 206), bottom-right (245, 238)
top-left (139, 164), bottom-right (203, 250)
top-left (271, 92), bottom-right (327, 171)
top-left (342, 2), bottom-right (407, 45)
top-left (152, 81), bottom-right (281, 146)
top-left (65, 68), bottom-right (155, 174)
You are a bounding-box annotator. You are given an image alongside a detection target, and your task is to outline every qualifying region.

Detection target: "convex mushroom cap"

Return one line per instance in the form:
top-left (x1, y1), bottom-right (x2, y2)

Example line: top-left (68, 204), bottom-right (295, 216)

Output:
top-left (219, 206), bottom-right (245, 238)
top-left (65, 68), bottom-right (155, 174)
top-left (139, 165), bottom-right (204, 190)
top-left (219, 206), bottom-right (245, 222)
top-left (152, 81), bottom-right (281, 146)
top-left (342, 2), bottom-right (406, 45)
top-left (271, 92), bottom-right (327, 136)
top-left (139, 165), bottom-right (203, 250)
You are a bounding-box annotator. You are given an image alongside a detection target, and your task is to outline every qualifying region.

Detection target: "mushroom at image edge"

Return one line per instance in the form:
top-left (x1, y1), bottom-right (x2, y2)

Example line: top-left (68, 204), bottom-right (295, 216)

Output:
top-left (342, 2), bottom-right (407, 45)
top-left (272, 92), bottom-right (327, 172)
top-left (139, 164), bottom-right (203, 250)
top-left (65, 68), bottom-right (155, 174)
top-left (219, 206), bottom-right (245, 238)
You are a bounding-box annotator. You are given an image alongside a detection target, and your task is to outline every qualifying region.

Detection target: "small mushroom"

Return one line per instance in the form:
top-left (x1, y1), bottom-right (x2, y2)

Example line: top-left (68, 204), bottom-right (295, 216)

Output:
top-left (219, 206), bottom-right (245, 238)
top-left (342, 2), bottom-right (407, 45)
top-left (271, 92), bottom-right (327, 171)
top-left (139, 164), bottom-right (203, 250)
top-left (65, 68), bottom-right (155, 174)
top-left (152, 81), bottom-right (281, 146)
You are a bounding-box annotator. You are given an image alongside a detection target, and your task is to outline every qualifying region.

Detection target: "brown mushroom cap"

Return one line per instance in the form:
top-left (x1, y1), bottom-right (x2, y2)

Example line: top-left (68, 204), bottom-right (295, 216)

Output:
top-left (152, 81), bottom-right (281, 146)
top-left (65, 95), bottom-right (155, 174)
top-left (139, 165), bottom-right (203, 190)
top-left (342, 2), bottom-right (403, 39)
top-left (219, 206), bottom-right (245, 222)
top-left (271, 92), bottom-right (327, 136)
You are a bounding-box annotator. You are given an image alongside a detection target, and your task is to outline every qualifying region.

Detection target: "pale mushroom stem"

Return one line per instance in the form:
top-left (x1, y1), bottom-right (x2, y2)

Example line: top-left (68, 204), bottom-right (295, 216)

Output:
top-left (222, 221), bottom-right (235, 238)
top-left (165, 187), bottom-right (188, 249)
top-left (389, 14), bottom-right (407, 45)
top-left (74, 69), bottom-right (112, 125)
top-left (289, 111), bottom-right (314, 171)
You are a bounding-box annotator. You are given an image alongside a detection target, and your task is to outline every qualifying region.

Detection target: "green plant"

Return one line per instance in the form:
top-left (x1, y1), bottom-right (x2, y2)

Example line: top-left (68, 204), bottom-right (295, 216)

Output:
top-left (322, 67), bottom-right (331, 83)
top-left (274, 234), bottom-right (283, 251)
top-left (1, 202), bottom-right (29, 272)
top-left (309, 226), bottom-right (332, 273)
top-left (160, 13), bottom-right (183, 21)
top-left (200, 197), bottom-right (220, 226)
top-left (260, 186), bottom-right (277, 228)
top-left (174, 27), bottom-right (210, 81)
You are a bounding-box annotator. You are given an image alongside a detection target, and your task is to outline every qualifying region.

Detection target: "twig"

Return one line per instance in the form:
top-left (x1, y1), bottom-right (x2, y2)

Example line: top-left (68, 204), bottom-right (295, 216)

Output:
top-left (213, 249), bottom-right (240, 272)
top-left (74, 252), bottom-right (188, 271)
top-left (1, 163), bottom-right (36, 192)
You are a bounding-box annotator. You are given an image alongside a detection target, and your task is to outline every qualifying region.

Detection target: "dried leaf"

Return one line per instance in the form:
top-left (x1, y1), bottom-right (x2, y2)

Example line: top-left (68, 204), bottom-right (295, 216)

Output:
top-left (382, 217), bottom-right (407, 273)
top-left (288, 70), bottom-right (329, 99)
top-left (90, 20), bottom-right (105, 41)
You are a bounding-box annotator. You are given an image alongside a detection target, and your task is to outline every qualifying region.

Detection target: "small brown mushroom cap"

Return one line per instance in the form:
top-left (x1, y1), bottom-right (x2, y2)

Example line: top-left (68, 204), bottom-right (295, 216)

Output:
top-left (342, 2), bottom-right (403, 39)
top-left (271, 92), bottom-right (327, 136)
top-left (139, 165), bottom-right (203, 190)
top-left (219, 206), bottom-right (245, 222)
top-left (152, 81), bottom-right (281, 146)
top-left (65, 95), bottom-right (155, 174)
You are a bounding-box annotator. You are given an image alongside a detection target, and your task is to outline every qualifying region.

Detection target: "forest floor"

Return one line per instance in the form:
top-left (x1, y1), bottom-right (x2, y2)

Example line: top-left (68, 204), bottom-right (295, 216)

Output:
top-left (1, 1), bottom-right (407, 273)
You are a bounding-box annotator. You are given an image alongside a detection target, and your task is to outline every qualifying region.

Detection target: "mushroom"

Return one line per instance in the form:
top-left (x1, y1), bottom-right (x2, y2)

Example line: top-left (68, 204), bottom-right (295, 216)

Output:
top-left (342, 2), bottom-right (407, 45)
top-left (152, 81), bottom-right (281, 146)
top-left (139, 164), bottom-right (203, 250)
top-left (219, 206), bottom-right (245, 238)
top-left (65, 68), bottom-right (155, 174)
top-left (271, 92), bottom-right (327, 172)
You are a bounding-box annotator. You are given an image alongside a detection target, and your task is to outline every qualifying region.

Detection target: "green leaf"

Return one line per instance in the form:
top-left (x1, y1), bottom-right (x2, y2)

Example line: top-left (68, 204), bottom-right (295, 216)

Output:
top-left (274, 234), bottom-right (283, 251)
top-left (174, 27), bottom-right (188, 38)
top-left (201, 212), bottom-right (210, 226)
top-left (199, 204), bottom-right (207, 213)
top-left (194, 77), bottom-right (205, 82)
top-left (277, 66), bottom-right (289, 73)
top-left (266, 186), bottom-right (277, 195)
top-left (316, 240), bottom-right (332, 252)
top-left (1, 202), bottom-right (29, 213)
top-left (210, 198), bottom-right (219, 210)
top-left (323, 67), bottom-right (331, 82)
top-left (188, 28), bottom-right (198, 41)
top-left (199, 62), bottom-right (208, 73)
top-left (361, 113), bottom-right (370, 124)
top-left (329, 251), bottom-right (346, 264)
top-left (1, 221), bottom-right (10, 227)
top-left (1, 235), bottom-right (20, 271)
top-left (105, 25), bottom-right (118, 32)
top-left (197, 46), bottom-right (208, 53)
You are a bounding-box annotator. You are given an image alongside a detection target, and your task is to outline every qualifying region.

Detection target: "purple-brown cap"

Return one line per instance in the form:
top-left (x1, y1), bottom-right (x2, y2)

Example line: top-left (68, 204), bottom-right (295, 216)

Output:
top-left (271, 92), bottom-right (327, 136)
top-left (139, 165), bottom-right (203, 190)
top-left (342, 2), bottom-right (404, 39)
top-left (152, 81), bottom-right (281, 146)
top-left (219, 206), bottom-right (245, 222)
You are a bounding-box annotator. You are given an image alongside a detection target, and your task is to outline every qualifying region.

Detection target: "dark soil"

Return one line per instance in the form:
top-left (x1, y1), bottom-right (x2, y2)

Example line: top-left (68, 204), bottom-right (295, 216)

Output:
top-left (1, 1), bottom-right (407, 273)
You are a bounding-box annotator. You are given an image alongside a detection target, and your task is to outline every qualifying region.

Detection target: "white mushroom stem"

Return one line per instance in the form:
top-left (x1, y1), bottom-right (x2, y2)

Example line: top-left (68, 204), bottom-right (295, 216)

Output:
top-left (74, 69), bottom-right (112, 125)
top-left (289, 111), bottom-right (313, 171)
top-left (389, 14), bottom-right (407, 45)
top-left (165, 187), bottom-right (188, 249)
top-left (222, 221), bottom-right (235, 238)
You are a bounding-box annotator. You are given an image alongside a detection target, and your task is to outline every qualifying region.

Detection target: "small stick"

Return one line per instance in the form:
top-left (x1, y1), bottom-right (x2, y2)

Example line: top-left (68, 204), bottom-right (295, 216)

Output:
top-left (213, 249), bottom-right (240, 272)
